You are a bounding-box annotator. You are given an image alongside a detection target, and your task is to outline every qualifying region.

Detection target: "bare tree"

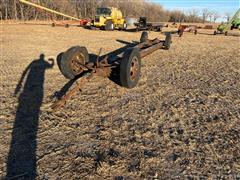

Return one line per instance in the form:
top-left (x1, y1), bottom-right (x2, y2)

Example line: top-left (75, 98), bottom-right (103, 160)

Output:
top-left (208, 11), bottom-right (215, 22)
top-left (187, 9), bottom-right (200, 22)
top-left (212, 11), bottom-right (220, 23)
top-left (1, 0), bottom-right (9, 20)
top-left (202, 8), bottom-right (210, 23)
top-left (225, 12), bottom-right (231, 22)
top-left (169, 10), bottom-right (185, 23)
top-left (0, 0), bottom-right (212, 23)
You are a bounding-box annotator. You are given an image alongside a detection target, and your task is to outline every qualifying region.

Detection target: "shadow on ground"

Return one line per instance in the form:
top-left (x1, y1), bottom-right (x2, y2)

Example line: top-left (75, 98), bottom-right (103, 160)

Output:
top-left (6, 54), bottom-right (54, 179)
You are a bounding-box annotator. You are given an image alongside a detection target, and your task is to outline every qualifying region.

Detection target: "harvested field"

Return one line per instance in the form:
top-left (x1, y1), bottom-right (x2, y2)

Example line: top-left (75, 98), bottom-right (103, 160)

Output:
top-left (0, 23), bottom-right (240, 179)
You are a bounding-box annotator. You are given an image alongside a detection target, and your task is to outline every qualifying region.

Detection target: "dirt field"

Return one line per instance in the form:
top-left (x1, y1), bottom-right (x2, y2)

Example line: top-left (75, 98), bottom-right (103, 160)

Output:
top-left (1, 22), bottom-right (240, 179)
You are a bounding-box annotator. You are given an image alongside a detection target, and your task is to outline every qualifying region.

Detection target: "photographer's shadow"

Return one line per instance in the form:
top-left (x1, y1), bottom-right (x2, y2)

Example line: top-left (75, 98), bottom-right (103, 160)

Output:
top-left (6, 54), bottom-right (54, 179)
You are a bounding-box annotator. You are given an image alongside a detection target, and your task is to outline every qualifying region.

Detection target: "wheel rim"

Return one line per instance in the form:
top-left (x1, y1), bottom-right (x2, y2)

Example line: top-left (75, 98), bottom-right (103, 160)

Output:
top-left (70, 53), bottom-right (85, 75)
top-left (130, 57), bottom-right (139, 81)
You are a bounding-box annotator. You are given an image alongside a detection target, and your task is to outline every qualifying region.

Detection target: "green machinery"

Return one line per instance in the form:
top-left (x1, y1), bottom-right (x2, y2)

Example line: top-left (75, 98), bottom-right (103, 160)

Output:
top-left (214, 8), bottom-right (240, 35)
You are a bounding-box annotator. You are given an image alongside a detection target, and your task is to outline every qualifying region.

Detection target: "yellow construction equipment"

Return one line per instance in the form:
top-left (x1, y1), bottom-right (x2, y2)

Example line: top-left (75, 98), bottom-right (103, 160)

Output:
top-left (91, 7), bottom-right (127, 31)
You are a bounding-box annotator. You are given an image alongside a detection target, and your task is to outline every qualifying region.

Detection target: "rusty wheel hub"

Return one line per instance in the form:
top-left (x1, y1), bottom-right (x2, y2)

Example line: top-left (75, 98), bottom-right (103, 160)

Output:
top-left (130, 57), bottom-right (139, 81)
top-left (70, 53), bottom-right (85, 75)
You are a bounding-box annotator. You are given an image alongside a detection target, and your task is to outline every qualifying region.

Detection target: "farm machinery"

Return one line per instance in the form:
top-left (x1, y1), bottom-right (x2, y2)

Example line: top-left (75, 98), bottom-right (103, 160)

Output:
top-left (177, 25), bottom-right (198, 37)
top-left (134, 17), bottom-right (166, 32)
top-left (91, 7), bottom-right (127, 30)
top-left (52, 32), bottom-right (172, 110)
top-left (214, 8), bottom-right (240, 35)
top-left (19, 0), bottom-right (90, 27)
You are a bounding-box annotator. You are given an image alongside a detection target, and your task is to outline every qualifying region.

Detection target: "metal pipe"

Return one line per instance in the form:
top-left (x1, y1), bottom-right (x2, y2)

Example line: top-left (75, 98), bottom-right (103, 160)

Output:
top-left (19, 0), bottom-right (81, 21)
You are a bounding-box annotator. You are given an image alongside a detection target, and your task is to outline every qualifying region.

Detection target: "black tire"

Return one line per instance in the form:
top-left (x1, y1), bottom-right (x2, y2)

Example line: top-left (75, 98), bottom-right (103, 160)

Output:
top-left (136, 26), bottom-right (139, 32)
top-left (224, 31), bottom-right (228, 36)
top-left (60, 46), bottom-right (89, 79)
top-left (164, 33), bottom-right (171, 50)
top-left (123, 22), bottom-right (127, 30)
top-left (178, 29), bottom-right (183, 37)
top-left (51, 23), bottom-right (55, 27)
top-left (120, 48), bottom-right (141, 88)
top-left (140, 31), bottom-right (148, 43)
top-left (65, 24), bottom-right (69, 28)
top-left (214, 30), bottom-right (217, 35)
top-left (90, 25), bottom-right (95, 30)
top-left (57, 52), bottom-right (64, 72)
top-left (194, 29), bottom-right (197, 35)
top-left (156, 26), bottom-right (161, 32)
top-left (105, 21), bottom-right (114, 31)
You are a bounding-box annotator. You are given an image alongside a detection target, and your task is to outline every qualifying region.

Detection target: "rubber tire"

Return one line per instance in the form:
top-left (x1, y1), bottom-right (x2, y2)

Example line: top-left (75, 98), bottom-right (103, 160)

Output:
top-left (105, 21), bottom-right (114, 31)
top-left (123, 22), bottom-right (127, 30)
top-left (120, 48), bottom-right (141, 88)
top-left (225, 31), bottom-right (228, 36)
top-left (51, 23), bottom-right (55, 27)
top-left (164, 33), bottom-right (171, 50)
top-left (57, 52), bottom-right (64, 72)
top-left (140, 31), bottom-right (148, 43)
top-left (90, 25), bottom-right (96, 30)
top-left (214, 30), bottom-right (217, 35)
top-left (156, 26), bottom-right (161, 32)
top-left (178, 29), bottom-right (183, 37)
top-left (60, 46), bottom-right (89, 79)
top-left (194, 29), bottom-right (197, 35)
top-left (65, 24), bottom-right (69, 28)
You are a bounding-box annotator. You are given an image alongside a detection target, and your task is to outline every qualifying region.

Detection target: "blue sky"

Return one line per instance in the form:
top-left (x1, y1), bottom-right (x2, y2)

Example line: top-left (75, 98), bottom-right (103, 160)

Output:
top-left (152, 0), bottom-right (240, 21)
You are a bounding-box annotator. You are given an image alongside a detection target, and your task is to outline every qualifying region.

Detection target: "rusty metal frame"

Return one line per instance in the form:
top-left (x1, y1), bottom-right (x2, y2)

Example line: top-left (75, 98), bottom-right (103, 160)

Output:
top-left (52, 33), bottom-right (169, 110)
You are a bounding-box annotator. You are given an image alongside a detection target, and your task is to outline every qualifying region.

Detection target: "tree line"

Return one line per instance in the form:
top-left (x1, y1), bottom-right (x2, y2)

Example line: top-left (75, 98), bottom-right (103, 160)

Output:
top-left (0, 0), bottom-right (228, 23)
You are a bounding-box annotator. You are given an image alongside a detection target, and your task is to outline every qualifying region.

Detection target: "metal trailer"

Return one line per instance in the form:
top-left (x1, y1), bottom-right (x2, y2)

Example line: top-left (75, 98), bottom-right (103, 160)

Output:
top-left (52, 32), bottom-right (172, 110)
top-left (134, 17), bottom-right (165, 32)
top-left (177, 25), bottom-right (198, 37)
